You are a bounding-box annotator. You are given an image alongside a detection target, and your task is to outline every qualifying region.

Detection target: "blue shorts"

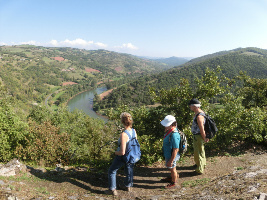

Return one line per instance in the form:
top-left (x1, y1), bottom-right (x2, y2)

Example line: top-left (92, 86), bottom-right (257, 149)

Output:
top-left (165, 154), bottom-right (180, 169)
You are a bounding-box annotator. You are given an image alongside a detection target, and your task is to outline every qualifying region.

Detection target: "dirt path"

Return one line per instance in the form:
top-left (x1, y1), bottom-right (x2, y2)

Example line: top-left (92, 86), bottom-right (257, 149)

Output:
top-left (1, 147), bottom-right (266, 200)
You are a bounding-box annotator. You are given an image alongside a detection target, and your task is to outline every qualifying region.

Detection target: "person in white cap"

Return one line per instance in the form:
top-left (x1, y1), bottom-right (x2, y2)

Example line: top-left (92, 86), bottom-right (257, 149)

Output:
top-left (160, 115), bottom-right (181, 189)
top-left (188, 98), bottom-right (209, 175)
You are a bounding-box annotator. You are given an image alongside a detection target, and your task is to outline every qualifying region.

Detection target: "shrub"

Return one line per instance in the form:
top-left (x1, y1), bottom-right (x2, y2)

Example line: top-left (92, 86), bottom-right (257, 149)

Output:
top-left (16, 120), bottom-right (71, 166)
top-left (0, 101), bottom-right (28, 162)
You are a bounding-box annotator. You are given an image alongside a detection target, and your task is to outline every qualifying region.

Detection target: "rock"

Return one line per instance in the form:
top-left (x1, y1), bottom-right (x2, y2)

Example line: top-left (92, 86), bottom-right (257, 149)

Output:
top-left (0, 159), bottom-right (26, 177)
top-left (67, 196), bottom-right (79, 199)
top-left (0, 180), bottom-right (5, 185)
top-left (258, 192), bottom-right (267, 200)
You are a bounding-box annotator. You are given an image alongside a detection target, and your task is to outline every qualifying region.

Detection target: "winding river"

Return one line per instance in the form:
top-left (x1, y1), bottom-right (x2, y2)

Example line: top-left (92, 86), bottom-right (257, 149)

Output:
top-left (67, 86), bottom-right (108, 122)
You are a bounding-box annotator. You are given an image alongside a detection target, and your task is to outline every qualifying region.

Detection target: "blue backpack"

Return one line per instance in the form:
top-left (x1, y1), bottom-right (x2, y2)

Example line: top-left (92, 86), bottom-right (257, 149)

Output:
top-left (122, 129), bottom-right (141, 164)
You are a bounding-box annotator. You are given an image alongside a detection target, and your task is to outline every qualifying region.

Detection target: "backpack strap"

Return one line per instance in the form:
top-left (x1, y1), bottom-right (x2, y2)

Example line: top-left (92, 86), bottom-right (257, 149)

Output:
top-left (132, 129), bottom-right (136, 138)
top-left (124, 128), bottom-right (135, 140)
top-left (169, 129), bottom-right (178, 143)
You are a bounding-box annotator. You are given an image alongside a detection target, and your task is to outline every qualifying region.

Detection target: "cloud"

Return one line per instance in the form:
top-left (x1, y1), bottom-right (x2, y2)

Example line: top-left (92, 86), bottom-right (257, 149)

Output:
top-left (115, 43), bottom-right (138, 50)
top-left (0, 42), bottom-right (8, 45)
top-left (47, 38), bottom-right (108, 49)
top-left (20, 40), bottom-right (41, 45)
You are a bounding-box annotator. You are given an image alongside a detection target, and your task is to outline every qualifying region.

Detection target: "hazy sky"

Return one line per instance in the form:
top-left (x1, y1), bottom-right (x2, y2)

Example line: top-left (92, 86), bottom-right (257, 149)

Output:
top-left (1, 0), bottom-right (267, 58)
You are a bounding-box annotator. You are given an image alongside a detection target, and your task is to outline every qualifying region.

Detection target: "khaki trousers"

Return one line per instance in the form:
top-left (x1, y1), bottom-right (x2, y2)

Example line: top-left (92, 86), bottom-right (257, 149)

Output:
top-left (193, 135), bottom-right (206, 173)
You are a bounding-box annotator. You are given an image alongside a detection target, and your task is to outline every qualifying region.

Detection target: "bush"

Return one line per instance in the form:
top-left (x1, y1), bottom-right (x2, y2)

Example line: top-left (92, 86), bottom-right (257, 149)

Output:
top-left (16, 120), bottom-right (71, 166)
top-left (0, 101), bottom-right (28, 162)
top-left (138, 135), bottom-right (163, 165)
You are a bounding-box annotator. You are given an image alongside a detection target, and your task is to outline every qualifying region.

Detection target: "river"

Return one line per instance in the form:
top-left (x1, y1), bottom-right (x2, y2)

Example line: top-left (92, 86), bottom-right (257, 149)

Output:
top-left (67, 86), bottom-right (108, 122)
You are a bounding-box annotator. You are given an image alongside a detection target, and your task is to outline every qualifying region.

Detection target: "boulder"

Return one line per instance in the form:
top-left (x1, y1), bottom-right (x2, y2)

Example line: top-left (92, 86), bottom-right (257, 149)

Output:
top-left (0, 159), bottom-right (27, 177)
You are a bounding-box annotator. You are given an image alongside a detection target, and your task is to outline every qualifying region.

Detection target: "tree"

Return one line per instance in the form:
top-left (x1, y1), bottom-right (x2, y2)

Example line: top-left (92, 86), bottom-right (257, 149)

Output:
top-left (237, 75), bottom-right (267, 108)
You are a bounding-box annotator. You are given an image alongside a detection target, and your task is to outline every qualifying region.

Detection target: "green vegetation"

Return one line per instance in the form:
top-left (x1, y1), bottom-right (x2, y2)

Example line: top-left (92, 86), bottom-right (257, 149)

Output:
top-left (182, 178), bottom-right (210, 187)
top-left (0, 45), bottom-right (266, 170)
top-left (96, 47), bottom-right (267, 109)
top-left (0, 45), bottom-right (167, 117)
top-left (105, 68), bottom-right (266, 165)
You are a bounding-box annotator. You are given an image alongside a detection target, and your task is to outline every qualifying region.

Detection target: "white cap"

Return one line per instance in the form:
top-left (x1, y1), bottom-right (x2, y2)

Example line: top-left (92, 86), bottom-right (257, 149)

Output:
top-left (160, 115), bottom-right (176, 127)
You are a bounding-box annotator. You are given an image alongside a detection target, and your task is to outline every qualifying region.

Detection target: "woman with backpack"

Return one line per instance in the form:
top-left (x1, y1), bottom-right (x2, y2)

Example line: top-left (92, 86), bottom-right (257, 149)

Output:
top-left (105, 112), bottom-right (137, 196)
top-left (189, 98), bottom-right (209, 175)
top-left (160, 115), bottom-right (181, 189)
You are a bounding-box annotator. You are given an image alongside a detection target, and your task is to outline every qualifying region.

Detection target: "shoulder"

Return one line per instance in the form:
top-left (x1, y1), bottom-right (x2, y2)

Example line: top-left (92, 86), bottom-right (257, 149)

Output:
top-left (172, 131), bottom-right (180, 138)
top-left (196, 112), bottom-right (205, 119)
top-left (121, 131), bottom-right (129, 138)
top-left (196, 112), bottom-right (205, 116)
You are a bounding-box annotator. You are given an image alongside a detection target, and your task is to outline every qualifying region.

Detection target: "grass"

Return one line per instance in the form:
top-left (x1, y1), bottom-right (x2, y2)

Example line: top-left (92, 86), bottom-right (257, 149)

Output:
top-left (182, 178), bottom-right (210, 187)
top-left (0, 172), bottom-right (42, 182)
top-left (35, 187), bottom-right (49, 195)
top-left (235, 167), bottom-right (244, 170)
top-left (52, 90), bottom-right (65, 101)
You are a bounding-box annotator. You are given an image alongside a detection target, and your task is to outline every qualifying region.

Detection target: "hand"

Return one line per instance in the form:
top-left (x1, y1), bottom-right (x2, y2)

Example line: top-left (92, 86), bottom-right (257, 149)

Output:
top-left (167, 160), bottom-right (173, 167)
top-left (205, 138), bottom-right (209, 142)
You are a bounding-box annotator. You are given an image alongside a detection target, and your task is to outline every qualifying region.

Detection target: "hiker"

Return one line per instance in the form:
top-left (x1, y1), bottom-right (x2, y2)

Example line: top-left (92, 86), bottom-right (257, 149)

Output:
top-left (105, 112), bottom-right (136, 196)
top-left (189, 98), bottom-right (209, 175)
top-left (160, 115), bottom-right (180, 189)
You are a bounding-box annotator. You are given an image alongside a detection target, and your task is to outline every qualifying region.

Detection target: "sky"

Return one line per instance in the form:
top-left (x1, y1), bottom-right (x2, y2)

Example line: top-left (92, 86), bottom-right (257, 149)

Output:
top-left (0, 0), bottom-right (267, 58)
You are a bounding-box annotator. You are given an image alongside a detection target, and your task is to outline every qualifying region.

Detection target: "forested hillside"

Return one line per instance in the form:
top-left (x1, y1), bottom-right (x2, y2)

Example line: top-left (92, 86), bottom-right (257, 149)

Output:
top-left (0, 45), bottom-right (167, 117)
top-left (151, 56), bottom-right (190, 67)
top-left (96, 47), bottom-right (267, 110)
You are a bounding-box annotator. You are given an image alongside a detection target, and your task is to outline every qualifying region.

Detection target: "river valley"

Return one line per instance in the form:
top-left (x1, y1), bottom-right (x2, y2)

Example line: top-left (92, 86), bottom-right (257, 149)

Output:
top-left (67, 86), bottom-right (107, 121)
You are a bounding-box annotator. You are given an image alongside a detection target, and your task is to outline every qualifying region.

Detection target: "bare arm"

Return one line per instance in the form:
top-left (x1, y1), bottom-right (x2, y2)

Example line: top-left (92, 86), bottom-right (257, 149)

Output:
top-left (167, 148), bottom-right (179, 167)
top-left (115, 132), bottom-right (128, 156)
top-left (197, 115), bottom-right (209, 142)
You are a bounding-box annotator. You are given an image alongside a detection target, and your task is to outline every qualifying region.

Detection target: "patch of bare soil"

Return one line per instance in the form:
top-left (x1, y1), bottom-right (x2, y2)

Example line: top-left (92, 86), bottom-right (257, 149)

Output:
top-left (99, 88), bottom-right (116, 100)
top-left (62, 82), bottom-right (78, 86)
top-left (1, 145), bottom-right (266, 200)
top-left (85, 68), bottom-right (101, 73)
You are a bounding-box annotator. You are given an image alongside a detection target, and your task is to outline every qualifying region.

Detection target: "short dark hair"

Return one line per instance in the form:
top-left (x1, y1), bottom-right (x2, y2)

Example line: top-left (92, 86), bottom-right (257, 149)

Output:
top-left (171, 121), bottom-right (177, 127)
top-left (188, 98), bottom-right (201, 105)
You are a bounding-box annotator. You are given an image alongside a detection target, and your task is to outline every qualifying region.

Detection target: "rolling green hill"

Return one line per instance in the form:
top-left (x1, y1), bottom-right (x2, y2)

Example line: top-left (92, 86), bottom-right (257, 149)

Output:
top-left (0, 45), bottom-right (168, 116)
top-left (96, 47), bottom-right (267, 109)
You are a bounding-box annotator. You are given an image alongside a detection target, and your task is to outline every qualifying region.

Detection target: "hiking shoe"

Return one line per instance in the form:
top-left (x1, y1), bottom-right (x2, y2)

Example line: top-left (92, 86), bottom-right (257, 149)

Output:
top-left (118, 184), bottom-right (132, 192)
top-left (165, 182), bottom-right (179, 189)
top-left (160, 177), bottom-right (172, 182)
top-left (104, 189), bottom-right (118, 196)
top-left (192, 171), bottom-right (203, 176)
top-left (192, 164), bottom-right (197, 169)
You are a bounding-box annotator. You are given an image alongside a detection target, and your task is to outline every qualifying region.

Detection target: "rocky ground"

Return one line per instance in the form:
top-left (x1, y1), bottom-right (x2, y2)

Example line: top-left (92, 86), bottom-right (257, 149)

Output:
top-left (0, 144), bottom-right (266, 200)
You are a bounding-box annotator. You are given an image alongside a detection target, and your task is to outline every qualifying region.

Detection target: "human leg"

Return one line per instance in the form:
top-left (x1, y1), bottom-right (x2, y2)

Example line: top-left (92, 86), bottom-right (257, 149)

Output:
top-left (193, 135), bottom-right (200, 167)
top-left (108, 156), bottom-right (125, 190)
top-left (170, 167), bottom-right (177, 183)
top-left (165, 154), bottom-right (180, 188)
top-left (193, 135), bottom-right (206, 174)
top-left (165, 167), bottom-right (179, 189)
top-left (124, 162), bottom-right (134, 187)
